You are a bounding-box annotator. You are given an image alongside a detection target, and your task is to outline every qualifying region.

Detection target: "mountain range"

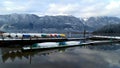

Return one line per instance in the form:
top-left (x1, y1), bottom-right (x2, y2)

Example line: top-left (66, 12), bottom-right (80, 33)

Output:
top-left (0, 13), bottom-right (120, 33)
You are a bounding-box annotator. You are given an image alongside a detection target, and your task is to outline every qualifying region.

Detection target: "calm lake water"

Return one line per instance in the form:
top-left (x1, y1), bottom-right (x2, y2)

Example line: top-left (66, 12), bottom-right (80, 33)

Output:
top-left (0, 42), bottom-right (120, 68)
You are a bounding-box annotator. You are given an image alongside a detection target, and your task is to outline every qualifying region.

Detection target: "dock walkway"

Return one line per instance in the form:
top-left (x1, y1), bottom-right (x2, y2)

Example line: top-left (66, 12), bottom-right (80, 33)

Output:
top-left (90, 35), bottom-right (120, 40)
top-left (0, 38), bottom-right (85, 45)
top-left (23, 40), bottom-right (120, 50)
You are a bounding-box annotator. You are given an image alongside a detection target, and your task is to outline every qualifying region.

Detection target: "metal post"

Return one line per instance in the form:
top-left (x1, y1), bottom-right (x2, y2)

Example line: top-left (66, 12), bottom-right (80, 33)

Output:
top-left (83, 18), bottom-right (88, 43)
top-left (1, 34), bottom-right (4, 40)
top-left (83, 18), bottom-right (87, 39)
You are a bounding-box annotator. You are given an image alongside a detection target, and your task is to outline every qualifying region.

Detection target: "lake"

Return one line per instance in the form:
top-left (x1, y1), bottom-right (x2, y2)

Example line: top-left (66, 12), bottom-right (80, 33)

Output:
top-left (0, 41), bottom-right (120, 68)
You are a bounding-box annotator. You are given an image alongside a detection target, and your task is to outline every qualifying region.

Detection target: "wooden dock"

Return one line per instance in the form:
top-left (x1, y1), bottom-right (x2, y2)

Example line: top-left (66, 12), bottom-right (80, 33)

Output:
top-left (22, 40), bottom-right (120, 50)
top-left (90, 35), bottom-right (120, 40)
top-left (0, 35), bottom-right (120, 47)
top-left (0, 38), bottom-right (85, 46)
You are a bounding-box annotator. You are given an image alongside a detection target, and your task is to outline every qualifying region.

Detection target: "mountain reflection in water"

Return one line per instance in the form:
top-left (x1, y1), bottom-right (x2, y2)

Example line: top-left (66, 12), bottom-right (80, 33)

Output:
top-left (0, 43), bottom-right (120, 68)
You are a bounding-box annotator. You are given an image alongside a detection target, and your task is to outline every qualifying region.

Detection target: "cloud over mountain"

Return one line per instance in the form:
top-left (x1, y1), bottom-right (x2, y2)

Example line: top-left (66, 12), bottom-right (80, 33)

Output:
top-left (0, 0), bottom-right (120, 17)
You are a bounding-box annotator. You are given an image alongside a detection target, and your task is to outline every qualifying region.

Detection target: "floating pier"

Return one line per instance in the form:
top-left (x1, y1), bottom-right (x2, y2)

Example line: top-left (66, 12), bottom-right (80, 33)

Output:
top-left (90, 35), bottom-right (120, 40)
top-left (0, 38), bottom-right (85, 46)
top-left (23, 40), bottom-right (120, 50)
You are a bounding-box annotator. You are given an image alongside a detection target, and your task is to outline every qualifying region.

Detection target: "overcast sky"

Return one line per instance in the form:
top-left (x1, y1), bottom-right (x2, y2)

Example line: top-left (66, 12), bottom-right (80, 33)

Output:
top-left (0, 0), bottom-right (120, 17)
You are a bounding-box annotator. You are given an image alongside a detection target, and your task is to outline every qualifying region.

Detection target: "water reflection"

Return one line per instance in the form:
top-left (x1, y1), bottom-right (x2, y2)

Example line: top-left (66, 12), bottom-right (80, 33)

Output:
top-left (1, 47), bottom-right (66, 63)
top-left (84, 43), bottom-right (120, 51)
top-left (0, 42), bottom-right (120, 68)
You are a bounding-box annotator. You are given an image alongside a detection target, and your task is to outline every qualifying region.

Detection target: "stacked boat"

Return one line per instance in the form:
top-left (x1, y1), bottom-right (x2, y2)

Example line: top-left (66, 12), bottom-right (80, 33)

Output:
top-left (1, 33), bottom-right (66, 39)
top-left (23, 41), bottom-right (81, 50)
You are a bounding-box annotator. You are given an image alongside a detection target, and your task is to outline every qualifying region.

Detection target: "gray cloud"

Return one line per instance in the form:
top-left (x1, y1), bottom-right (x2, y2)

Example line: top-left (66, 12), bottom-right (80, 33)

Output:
top-left (0, 0), bottom-right (120, 17)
